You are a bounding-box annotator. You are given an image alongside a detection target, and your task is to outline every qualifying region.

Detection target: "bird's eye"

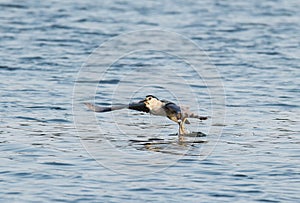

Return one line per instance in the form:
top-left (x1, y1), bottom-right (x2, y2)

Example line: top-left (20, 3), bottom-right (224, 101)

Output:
top-left (148, 97), bottom-right (152, 100)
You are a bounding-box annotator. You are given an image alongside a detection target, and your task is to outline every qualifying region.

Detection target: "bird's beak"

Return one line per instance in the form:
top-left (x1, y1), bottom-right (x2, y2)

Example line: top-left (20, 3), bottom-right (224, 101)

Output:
top-left (139, 99), bottom-right (147, 103)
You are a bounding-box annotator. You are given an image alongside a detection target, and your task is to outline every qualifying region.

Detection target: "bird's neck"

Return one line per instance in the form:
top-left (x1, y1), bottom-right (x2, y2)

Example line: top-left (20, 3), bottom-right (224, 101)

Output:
top-left (147, 100), bottom-right (166, 116)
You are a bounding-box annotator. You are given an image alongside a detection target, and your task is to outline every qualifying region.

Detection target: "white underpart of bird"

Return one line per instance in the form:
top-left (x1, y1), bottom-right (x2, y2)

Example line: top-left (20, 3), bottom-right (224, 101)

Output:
top-left (85, 95), bottom-right (208, 135)
top-left (143, 97), bottom-right (167, 116)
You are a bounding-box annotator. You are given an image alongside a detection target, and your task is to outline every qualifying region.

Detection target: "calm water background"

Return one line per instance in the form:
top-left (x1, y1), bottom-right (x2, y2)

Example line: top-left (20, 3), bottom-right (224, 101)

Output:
top-left (1, 0), bottom-right (300, 202)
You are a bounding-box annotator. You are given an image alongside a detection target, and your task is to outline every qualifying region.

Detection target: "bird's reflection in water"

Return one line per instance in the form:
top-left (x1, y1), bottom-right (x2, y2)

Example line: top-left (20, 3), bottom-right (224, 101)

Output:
top-left (129, 131), bottom-right (208, 156)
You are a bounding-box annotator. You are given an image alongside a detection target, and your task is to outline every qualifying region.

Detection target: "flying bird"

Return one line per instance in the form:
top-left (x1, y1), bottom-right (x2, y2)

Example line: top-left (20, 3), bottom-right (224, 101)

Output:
top-left (85, 95), bottom-right (208, 135)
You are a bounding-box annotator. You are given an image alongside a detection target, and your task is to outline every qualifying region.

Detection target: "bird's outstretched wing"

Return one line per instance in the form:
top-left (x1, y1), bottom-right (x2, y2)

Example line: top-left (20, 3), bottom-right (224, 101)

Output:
top-left (180, 105), bottom-right (208, 120)
top-left (84, 102), bottom-right (149, 113)
top-left (128, 102), bottom-right (149, 113)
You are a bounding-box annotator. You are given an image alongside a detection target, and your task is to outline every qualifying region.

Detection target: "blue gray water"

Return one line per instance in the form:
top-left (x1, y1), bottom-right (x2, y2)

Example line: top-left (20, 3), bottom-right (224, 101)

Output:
top-left (1, 0), bottom-right (299, 202)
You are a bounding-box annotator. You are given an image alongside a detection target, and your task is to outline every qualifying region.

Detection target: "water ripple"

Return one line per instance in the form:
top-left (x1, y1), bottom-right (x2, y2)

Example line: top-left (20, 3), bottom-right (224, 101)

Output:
top-left (1, 0), bottom-right (299, 202)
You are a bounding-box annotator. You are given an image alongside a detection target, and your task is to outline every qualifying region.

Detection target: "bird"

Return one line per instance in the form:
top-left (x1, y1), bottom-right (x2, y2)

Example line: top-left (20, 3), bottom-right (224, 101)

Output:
top-left (85, 95), bottom-right (208, 135)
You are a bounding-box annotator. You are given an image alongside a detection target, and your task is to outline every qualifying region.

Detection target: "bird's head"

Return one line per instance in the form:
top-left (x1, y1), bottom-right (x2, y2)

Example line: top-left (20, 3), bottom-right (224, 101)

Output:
top-left (143, 95), bottom-right (162, 110)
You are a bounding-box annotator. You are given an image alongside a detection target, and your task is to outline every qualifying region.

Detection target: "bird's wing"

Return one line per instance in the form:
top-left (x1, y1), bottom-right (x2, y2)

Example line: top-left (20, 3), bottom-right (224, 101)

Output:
top-left (179, 105), bottom-right (190, 113)
top-left (163, 102), bottom-right (181, 114)
top-left (85, 102), bottom-right (149, 113)
top-left (84, 103), bottom-right (127, 112)
top-left (162, 102), bottom-right (192, 124)
top-left (181, 107), bottom-right (208, 120)
top-left (187, 113), bottom-right (208, 120)
top-left (128, 102), bottom-right (149, 113)
top-left (162, 102), bottom-right (181, 123)
top-left (180, 105), bottom-right (208, 121)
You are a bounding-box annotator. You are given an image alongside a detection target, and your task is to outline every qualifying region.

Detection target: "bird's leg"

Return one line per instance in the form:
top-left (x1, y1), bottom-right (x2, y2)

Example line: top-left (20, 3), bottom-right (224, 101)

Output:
top-left (178, 118), bottom-right (189, 135)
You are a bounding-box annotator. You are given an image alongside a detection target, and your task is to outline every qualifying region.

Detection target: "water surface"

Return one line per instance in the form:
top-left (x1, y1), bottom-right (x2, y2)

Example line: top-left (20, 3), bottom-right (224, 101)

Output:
top-left (1, 0), bottom-right (299, 202)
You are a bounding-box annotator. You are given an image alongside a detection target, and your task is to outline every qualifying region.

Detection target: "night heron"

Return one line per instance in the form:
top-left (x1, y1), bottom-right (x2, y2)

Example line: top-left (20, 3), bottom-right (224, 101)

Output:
top-left (85, 95), bottom-right (208, 135)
